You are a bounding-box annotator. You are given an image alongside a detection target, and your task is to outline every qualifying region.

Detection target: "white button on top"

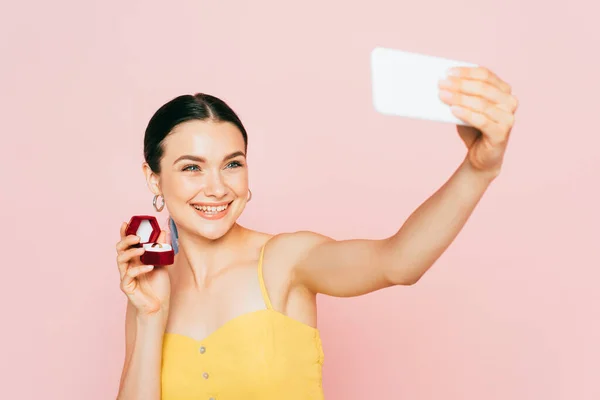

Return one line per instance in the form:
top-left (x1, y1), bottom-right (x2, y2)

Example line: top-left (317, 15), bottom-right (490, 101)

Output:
top-left (203, 372), bottom-right (209, 379)
top-left (199, 346), bottom-right (206, 354)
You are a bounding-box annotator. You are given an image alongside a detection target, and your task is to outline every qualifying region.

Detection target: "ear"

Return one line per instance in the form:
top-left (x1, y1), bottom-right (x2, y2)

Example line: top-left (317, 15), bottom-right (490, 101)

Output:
top-left (142, 163), bottom-right (161, 196)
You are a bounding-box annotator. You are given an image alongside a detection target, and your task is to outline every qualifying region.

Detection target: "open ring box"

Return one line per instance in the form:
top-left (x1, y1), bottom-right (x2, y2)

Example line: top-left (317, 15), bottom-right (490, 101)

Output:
top-left (125, 215), bottom-right (174, 266)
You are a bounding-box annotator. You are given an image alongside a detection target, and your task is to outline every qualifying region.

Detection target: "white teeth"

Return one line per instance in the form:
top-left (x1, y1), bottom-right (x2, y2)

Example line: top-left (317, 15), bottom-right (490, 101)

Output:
top-left (192, 203), bottom-right (229, 213)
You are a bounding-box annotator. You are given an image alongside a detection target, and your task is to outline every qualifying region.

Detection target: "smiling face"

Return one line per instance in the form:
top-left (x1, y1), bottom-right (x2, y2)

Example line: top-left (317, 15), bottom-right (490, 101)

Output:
top-left (144, 119), bottom-right (249, 241)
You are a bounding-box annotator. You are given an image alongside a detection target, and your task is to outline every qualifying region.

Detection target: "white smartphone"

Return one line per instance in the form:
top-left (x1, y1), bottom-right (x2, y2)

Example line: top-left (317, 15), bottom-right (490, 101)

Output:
top-left (370, 46), bottom-right (478, 126)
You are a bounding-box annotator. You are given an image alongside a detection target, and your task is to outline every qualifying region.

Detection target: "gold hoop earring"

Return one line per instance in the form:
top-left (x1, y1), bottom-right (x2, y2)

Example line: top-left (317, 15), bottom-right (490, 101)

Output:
top-left (247, 189), bottom-right (252, 202)
top-left (153, 194), bottom-right (165, 212)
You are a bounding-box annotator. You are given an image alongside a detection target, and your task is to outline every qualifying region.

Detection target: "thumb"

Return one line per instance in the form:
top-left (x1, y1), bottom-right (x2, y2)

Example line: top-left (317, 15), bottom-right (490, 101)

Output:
top-left (157, 229), bottom-right (167, 244)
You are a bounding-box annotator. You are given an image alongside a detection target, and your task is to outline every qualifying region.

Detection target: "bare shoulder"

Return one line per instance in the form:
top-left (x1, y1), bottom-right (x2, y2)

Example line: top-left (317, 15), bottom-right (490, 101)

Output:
top-left (266, 231), bottom-right (332, 262)
top-left (261, 230), bottom-right (333, 281)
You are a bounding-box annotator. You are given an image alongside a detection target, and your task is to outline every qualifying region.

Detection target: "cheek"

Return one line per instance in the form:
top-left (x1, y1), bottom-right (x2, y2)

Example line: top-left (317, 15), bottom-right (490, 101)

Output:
top-left (224, 172), bottom-right (248, 195)
top-left (163, 173), bottom-right (202, 197)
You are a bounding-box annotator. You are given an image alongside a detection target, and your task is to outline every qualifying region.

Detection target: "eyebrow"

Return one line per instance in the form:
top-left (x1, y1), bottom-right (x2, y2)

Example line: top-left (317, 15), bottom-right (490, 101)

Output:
top-left (173, 151), bottom-right (246, 165)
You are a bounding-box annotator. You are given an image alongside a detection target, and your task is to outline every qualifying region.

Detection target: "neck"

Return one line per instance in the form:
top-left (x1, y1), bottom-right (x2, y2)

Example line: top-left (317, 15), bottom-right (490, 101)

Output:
top-left (174, 223), bottom-right (249, 289)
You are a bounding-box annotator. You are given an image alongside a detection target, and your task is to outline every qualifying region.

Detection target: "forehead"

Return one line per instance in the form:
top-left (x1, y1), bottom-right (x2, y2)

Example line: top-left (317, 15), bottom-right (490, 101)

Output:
top-left (162, 120), bottom-right (245, 160)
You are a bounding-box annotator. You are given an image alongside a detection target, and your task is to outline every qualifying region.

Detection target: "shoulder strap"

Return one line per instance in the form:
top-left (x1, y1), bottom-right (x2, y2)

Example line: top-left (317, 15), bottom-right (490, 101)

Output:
top-left (257, 244), bottom-right (273, 310)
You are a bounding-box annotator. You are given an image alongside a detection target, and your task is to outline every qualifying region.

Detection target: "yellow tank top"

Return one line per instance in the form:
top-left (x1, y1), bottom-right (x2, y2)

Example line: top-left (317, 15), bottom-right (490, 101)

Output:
top-left (161, 245), bottom-right (325, 400)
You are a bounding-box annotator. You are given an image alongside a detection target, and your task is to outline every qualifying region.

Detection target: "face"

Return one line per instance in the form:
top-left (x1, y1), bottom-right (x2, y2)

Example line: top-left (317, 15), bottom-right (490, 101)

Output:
top-left (144, 119), bottom-right (249, 241)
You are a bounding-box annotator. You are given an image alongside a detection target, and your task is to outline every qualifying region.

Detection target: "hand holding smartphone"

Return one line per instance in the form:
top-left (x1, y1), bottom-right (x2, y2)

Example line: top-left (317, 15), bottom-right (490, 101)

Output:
top-left (370, 46), bottom-right (478, 126)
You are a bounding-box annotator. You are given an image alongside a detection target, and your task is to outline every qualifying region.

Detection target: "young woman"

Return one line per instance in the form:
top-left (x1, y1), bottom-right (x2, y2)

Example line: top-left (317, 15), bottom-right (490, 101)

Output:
top-left (115, 66), bottom-right (518, 400)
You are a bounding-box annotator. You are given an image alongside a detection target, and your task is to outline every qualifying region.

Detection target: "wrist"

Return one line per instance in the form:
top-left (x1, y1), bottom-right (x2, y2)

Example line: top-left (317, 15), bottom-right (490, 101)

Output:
top-left (136, 309), bottom-right (169, 330)
top-left (460, 157), bottom-right (501, 185)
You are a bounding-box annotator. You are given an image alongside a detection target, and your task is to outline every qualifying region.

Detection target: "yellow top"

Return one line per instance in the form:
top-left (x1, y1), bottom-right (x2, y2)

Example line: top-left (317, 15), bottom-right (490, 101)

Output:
top-left (161, 245), bottom-right (325, 400)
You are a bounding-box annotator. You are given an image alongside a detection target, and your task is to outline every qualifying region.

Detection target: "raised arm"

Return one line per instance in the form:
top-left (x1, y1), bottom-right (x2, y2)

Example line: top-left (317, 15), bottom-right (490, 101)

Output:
top-left (293, 66), bottom-right (518, 297)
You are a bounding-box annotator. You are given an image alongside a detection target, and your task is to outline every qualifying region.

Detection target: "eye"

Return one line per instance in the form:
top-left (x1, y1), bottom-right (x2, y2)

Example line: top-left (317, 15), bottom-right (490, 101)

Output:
top-left (182, 164), bottom-right (200, 172)
top-left (226, 160), bottom-right (244, 169)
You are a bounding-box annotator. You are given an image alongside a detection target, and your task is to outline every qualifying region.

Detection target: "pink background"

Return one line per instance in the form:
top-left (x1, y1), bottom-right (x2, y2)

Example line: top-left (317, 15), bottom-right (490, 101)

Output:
top-left (1, 0), bottom-right (598, 399)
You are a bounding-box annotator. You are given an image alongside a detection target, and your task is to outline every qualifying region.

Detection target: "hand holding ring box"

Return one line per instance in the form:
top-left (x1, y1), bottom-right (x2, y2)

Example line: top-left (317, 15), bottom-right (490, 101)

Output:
top-left (125, 215), bottom-right (174, 266)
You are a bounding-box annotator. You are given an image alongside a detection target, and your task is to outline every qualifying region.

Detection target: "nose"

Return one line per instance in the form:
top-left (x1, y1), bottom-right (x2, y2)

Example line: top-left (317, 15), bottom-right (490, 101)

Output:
top-left (203, 169), bottom-right (227, 199)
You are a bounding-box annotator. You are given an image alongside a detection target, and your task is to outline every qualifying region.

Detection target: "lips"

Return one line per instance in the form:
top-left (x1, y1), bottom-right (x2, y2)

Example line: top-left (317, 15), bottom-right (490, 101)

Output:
top-left (191, 201), bottom-right (232, 220)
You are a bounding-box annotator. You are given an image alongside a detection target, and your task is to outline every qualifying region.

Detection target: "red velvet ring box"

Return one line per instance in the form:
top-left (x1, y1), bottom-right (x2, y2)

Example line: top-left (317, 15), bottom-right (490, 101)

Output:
top-left (125, 215), bottom-right (174, 266)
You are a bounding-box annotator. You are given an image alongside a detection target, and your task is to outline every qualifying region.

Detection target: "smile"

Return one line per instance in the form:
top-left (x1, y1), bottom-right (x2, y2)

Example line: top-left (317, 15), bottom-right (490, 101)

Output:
top-left (191, 201), bottom-right (232, 220)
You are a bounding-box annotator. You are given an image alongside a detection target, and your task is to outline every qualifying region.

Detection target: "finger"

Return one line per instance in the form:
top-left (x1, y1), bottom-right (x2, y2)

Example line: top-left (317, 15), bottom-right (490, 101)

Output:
top-left (120, 222), bottom-right (127, 239)
top-left (121, 265), bottom-right (154, 294)
top-left (116, 235), bottom-right (141, 253)
top-left (127, 264), bottom-right (155, 279)
top-left (117, 247), bottom-right (145, 278)
top-left (481, 106), bottom-right (515, 130)
top-left (439, 78), bottom-right (518, 112)
top-left (117, 247), bottom-right (145, 265)
top-left (447, 66), bottom-right (512, 94)
top-left (450, 106), bottom-right (509, 145)
top-left (439, 91), bottom-right (514, 125)
top-left (157, 230), bottom-right (167, 244)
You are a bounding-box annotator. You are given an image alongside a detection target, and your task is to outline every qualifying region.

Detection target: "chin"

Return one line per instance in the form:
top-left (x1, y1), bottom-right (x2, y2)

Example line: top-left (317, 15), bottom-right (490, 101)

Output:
top-left (195, 224), bottom-right (235, 241)
top-left (191, 211), bottom-right (241, 241)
